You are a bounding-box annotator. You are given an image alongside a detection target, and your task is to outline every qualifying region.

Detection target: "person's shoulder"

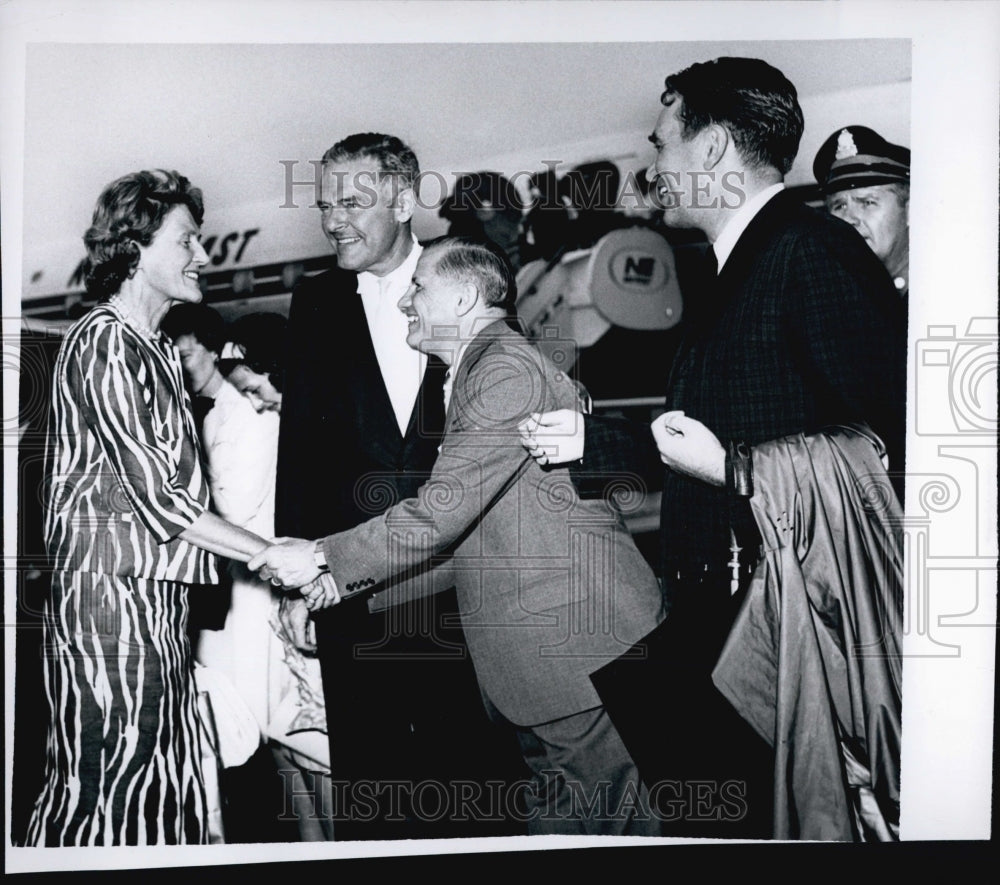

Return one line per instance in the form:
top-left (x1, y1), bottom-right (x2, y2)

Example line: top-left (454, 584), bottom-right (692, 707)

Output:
top-left (765, 192), bottom-right (883, 265)
top-left (64, 303), bottom-right (112, 336)
top-left (463, 321), bottom-right (551, 416)
top-left (469, 319), bottom-right (539, 370)
top-left (291, 263), bottom-right (357, 299)
top-left (208, 381), bottom-right (271, 434)
top-left (61, 304), bottom-right (132, 357)
top-left (770, 192), bottom-right (857, 244)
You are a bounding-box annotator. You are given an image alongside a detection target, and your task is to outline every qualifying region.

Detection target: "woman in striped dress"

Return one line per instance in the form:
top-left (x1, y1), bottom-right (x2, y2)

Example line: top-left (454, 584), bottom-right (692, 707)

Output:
top-left (26, 170), bottom-right (271, 846)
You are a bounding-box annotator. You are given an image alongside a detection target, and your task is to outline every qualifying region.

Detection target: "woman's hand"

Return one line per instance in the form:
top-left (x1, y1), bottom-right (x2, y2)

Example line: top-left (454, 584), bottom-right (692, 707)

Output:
top-left (249, 537), bottom-right (320, 589)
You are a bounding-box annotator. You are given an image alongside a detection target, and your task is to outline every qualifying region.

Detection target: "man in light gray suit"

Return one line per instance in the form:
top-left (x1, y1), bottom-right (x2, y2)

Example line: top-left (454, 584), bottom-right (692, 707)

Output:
top-left (251, 236), bottom-right (666, 836)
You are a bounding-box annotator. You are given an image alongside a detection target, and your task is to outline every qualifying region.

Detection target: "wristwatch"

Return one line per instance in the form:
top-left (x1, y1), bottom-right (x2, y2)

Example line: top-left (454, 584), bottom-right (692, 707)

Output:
top-left (313, 540), bottom-right (329, 572)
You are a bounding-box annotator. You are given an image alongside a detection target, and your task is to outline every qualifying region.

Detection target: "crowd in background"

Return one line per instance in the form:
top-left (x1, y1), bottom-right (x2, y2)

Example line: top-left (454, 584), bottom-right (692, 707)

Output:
top-left (12, 55), bottom-right (910, 847)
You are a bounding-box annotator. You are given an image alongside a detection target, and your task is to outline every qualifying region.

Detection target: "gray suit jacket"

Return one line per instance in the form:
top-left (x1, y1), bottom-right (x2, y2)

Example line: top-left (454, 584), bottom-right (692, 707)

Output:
top-left (321, 319), bottom-right (666, 726)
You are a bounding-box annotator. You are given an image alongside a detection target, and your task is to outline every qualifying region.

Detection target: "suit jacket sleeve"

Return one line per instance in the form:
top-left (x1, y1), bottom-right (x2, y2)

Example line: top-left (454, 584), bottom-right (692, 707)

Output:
top-left (320, 342), bottom-right (541, 596)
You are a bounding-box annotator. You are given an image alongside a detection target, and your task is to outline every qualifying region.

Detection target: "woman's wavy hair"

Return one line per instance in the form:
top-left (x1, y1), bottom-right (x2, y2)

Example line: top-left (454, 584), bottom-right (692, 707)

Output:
top-left (83, 169), bottom-right (204, 301)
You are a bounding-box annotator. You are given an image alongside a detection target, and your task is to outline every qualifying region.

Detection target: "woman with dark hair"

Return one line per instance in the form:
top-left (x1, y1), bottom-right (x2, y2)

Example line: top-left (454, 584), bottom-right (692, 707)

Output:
top-left (223, 312), bottom-right (287, 413)
top-left (206, 312), bottom-right (333, 841)
top-left (439, 171), bottom-right (524, 273)
top-left (26, 170), bottom-right (269, 846)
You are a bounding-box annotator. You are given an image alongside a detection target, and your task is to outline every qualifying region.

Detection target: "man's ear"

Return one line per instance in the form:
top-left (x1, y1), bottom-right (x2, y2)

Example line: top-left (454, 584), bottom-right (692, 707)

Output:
top-left (454, 281), bottom-right (480, 317)
top-left (702, 123), bottom-right (730, 171)
top-left (392, 183), bottom-right (417, 223)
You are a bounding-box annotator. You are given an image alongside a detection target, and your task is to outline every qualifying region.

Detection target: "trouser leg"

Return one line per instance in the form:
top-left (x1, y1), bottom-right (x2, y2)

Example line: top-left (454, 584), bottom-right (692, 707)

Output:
top-left (484, 697), bottom-right (659, 837)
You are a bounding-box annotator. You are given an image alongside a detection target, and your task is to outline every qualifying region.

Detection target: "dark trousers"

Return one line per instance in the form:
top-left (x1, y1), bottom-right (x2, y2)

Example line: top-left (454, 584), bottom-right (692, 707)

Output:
top-left (481, 693), bottom-right (661, 837)
top-left (591, 569), bottom-right (775, 839)
top-left (314, 587), bottom-right (526, 841)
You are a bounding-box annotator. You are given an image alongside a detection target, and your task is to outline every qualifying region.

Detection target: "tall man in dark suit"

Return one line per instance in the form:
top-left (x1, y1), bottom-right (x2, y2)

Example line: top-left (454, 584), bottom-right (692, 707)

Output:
top-left (255, 237), bottom-right (666, 835)
top-left (519, 57), bottom-right (907, 838)
top-left (274, 133), bottom-right (521, 841)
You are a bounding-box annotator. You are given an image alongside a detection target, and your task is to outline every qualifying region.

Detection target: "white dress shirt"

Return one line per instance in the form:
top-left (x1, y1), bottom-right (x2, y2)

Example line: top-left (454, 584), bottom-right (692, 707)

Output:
top-left (357, 239), bottom-right (427, 435)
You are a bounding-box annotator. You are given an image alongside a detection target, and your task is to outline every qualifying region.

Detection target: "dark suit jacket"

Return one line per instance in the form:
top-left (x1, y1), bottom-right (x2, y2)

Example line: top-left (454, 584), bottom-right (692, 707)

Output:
top-left (275, 263), bottom-right (449, 608)
top-left (579, 190), bottom-right (907, 579)
top-left (321, 320), bottom-right (667, 726)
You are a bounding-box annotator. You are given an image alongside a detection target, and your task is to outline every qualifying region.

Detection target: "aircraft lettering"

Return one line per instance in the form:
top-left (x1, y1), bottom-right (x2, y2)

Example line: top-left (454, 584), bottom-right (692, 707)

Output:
top-left (201, 228), bottom-right (261, 266)
top-left (63, 228), bottom-right (261, 289)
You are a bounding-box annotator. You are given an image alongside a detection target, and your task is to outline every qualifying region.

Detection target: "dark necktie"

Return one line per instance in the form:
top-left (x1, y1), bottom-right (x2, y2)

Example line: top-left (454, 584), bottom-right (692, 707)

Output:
top-left (442, 368), bottom-right (453, 413)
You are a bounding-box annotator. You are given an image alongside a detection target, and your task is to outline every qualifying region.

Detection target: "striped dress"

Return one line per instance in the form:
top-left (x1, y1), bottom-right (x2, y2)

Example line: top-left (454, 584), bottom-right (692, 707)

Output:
top-left (26, 303), bottom-right (219, 846)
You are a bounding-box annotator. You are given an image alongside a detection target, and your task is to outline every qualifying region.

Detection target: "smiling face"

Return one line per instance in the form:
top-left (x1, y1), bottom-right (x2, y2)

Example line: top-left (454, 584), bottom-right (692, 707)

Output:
top-left (825, 185), bottom-right (909, 270)
top-left (136, 205), bottom-right (208, 306)
top-left (645, 96), bottom-right (709, 229)
top-left (228, 363), bottom-right (283, 413)
top-left (317, 156), bottom-right (415, 276)
top-left (397, 248), bottom-right (465, 361)
top-left (173, 333), bottom-right (218, 394)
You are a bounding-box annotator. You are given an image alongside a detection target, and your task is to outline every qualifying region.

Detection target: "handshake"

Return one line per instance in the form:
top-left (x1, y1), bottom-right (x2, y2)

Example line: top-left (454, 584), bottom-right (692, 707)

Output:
top-left (248, 538), bottom-right (340, 612)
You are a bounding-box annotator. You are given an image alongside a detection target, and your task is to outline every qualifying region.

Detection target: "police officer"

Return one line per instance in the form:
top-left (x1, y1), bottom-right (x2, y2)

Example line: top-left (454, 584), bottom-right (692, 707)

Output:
top-left (814, 125), bottom-right (910, 297)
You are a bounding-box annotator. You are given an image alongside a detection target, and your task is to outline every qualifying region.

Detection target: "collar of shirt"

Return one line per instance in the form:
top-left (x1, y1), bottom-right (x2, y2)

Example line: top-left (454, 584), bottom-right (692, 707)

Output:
top-left (356, 236), bottom-right (422, 304)
top-left (355, 236), bottom-right (426, 435)
top-left (711, 182), bottom-right (785, 272)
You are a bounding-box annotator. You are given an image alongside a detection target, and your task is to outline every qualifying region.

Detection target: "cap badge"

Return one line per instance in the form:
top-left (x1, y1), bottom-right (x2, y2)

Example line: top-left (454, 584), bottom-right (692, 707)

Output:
top-left (835, 129), bottom-right (858, 160)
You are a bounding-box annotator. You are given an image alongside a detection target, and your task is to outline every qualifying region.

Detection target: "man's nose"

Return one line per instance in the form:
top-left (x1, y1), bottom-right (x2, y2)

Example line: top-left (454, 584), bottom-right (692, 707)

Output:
top-left (398, 286), bottom-right (414, 311)
top-left (323, 206), bottom-right (348, 230)
top-left (191, 239), bottom-right (209, 266)
top-left (839, 203), bottom-right (863, 227)
top-left (645, 163), bottom-right (657, 184)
